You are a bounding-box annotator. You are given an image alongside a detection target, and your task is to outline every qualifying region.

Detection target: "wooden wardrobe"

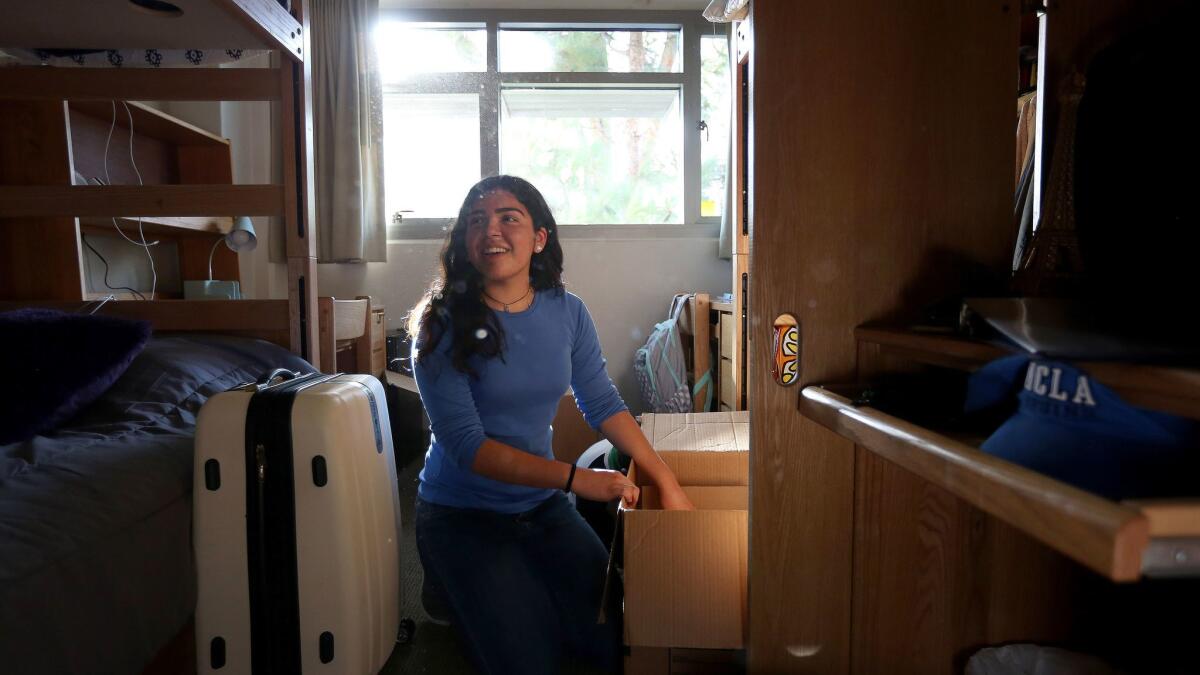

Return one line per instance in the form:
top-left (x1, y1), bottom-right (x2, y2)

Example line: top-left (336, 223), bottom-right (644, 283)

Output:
top-left (744, 1), bottom-right (1199, 673)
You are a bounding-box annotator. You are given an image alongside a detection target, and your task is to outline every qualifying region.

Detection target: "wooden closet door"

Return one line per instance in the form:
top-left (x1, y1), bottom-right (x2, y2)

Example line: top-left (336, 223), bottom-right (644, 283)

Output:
top-left (747, 2), bottom-right (1016, 673)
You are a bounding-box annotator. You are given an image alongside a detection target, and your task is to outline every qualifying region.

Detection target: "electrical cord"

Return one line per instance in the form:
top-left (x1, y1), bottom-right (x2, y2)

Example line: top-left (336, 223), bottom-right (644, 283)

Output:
top-left (74, 294), bottom-right (117, 316)
top-left (100, 100), bottom-right (158, 300)
top-left (81, 234), bottom-right (147, 300)
top-left (86, 177), bottom-right (160, 247)
top-left (122, 101), bottom-right (156, 301)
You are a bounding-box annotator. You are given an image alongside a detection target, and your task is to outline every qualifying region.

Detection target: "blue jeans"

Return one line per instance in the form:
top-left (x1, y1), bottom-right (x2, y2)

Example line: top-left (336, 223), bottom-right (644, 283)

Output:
top-left (415, 492), bottom-right (620, 675)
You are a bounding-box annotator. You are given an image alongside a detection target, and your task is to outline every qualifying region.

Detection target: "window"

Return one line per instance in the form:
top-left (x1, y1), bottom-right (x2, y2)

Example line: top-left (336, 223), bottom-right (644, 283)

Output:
top-left (498, 29), bottom-right (681, 73)
top-left (377, 15), bottom-right (730, 235)
top-left (383, 94), bottom-right (480, 219)
top-left (500, 88), bottom-right (682, 224)
top-left (377, 25), bottom-right (486, 80)
top-left (700, 34), bottom-right (730, 218)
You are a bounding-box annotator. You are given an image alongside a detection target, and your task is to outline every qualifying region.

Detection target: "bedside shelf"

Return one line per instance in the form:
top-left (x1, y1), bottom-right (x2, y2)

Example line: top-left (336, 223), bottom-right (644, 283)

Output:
top-left (856, 325), bottom-right (1200, 420)
top-left (0, 185), bottom-right (283, 218)
top-left (78, 215), bottom-right (233, 239)
top-left (0, 97), bottom-right (258, 300)
top-left (798, 385), bottom-right (1200, 582)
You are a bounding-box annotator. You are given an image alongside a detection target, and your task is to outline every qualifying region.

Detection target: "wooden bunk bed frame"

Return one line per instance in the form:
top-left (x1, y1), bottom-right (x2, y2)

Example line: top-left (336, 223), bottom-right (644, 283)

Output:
top-left (0, 4), bottom-right (323, 672)
top-left (0, 0), bottom-right (321, 368)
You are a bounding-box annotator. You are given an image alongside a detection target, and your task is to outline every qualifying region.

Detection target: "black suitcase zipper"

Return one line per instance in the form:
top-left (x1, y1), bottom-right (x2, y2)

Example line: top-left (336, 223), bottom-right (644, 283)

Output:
top-left (243, 372), bottom-right (338, 673)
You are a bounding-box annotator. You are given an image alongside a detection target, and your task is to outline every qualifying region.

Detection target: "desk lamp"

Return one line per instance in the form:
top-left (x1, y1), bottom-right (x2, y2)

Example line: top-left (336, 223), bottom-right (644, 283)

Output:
top-left (183, 216), bottom-right (257, 300)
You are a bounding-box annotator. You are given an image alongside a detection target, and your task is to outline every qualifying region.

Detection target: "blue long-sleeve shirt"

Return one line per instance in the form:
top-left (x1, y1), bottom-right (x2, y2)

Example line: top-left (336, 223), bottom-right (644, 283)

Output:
top-left (413, 289), bottom-right (627, 513)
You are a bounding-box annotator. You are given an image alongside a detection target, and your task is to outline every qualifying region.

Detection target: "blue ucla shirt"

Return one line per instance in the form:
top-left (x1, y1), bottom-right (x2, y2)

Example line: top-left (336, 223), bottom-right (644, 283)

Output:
top-left (966, 354), bottom-right (1199, 499)
top-left (413, 289), bottom-right (627, 513)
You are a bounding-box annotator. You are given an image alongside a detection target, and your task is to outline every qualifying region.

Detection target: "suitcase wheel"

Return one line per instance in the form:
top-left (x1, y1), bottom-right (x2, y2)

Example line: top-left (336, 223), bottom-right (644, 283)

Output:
top-left (396, 618), bottom-right (416, 645)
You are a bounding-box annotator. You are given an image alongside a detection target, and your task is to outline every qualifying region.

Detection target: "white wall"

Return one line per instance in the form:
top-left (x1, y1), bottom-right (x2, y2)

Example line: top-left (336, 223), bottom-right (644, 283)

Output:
top-left (82, 236), bottom-right (180, 299)
top-left (221, 54), bottom-right (290, 300)
top-left (317, 237), bottom-right (730, 413)
top-left (222, 96), bottom-right (288, 300)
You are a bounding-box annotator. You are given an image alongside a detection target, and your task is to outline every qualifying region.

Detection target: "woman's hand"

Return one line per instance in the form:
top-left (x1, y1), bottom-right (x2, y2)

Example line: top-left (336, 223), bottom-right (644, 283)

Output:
top-left (573, 467), bottom-right (639, 508)
top-left (657, 482), bottom-right (694, 511)
top-left (595, 411), bottom-right (695, 510)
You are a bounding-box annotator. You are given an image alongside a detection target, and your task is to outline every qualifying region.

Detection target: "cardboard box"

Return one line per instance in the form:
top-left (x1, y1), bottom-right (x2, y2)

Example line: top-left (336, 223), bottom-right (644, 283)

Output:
top-left (638, 412), bottom-right (749, 486)
top-left (619, 412), bottom-right (749, 650)
top-left (551, 391), bottom-right (602, 465)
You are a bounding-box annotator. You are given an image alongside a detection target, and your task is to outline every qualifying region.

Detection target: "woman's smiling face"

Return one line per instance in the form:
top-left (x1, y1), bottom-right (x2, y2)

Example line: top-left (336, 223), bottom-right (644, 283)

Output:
top-left (464, 189), bottom-right (548, 285)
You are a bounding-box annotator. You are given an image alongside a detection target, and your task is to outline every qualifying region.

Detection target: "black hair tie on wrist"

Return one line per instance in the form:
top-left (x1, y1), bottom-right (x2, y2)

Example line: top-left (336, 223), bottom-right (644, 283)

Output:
top-left (564, 462), bottom-right (578, 493)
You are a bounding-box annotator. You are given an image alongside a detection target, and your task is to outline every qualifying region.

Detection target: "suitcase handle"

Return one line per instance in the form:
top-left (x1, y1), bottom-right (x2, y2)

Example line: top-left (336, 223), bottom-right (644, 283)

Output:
top-left (256, 369), bottom-right (300, 387)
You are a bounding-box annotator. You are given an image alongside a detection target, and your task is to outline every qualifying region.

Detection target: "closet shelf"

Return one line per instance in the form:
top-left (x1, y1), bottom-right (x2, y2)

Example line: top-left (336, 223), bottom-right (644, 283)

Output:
top-left (856, 325), bottom-right (1200, 420)
top-left (798, 385), bottom-right (1200, 582)
top-left (0, 185), bottom-right (284, 218)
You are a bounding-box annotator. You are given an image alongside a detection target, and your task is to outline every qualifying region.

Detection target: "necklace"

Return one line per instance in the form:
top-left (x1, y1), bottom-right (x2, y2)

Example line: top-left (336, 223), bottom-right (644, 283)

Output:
top-left (483, 285), bottom-right (533, 312)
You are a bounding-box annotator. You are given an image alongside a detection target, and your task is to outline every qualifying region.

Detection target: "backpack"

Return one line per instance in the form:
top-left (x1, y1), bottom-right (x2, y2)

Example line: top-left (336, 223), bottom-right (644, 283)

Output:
top-left (634, 294), bottom-right (712, 413)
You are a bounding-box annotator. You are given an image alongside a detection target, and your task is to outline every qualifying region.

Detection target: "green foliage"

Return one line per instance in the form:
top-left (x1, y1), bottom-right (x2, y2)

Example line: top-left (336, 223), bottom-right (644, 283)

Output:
top-left (551, 31), bottom-right (610, 72)
top-left (699, 36), bottom-right (731, 216)
top-left (501, 31), bottom-right (685, 224)
top-left (504, 114), bottom-right (681, 225)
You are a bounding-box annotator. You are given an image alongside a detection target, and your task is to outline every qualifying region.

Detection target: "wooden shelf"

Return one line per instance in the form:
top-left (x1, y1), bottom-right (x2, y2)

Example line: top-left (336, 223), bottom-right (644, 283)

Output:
top-left (0, 67), bottom-right (281, 102)
top-left (79, 216), bottom-right (232, 239)
top-left (1, 97), bottom-right (247, 301)
top-left (69, 100), bottom-right (229, 148)
top-left (798, 385), bottom-right (1200, 582)
top-left (84, 290), bottom-right (182, 300)
top-left (0, 185), bottom-right (283, 218)
top-left (857, 325), bottom-right (1200, 420)
top-left (856, 325), bottom-right (1009, 369)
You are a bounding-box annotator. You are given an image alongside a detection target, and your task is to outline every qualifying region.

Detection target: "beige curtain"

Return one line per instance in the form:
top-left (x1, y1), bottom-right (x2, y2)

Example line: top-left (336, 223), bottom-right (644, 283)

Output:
top-left (311, 0), bottom-right (386, 263)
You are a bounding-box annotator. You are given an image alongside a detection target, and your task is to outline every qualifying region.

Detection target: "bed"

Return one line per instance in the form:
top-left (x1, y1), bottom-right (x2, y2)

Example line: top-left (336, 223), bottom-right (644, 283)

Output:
top-left (0, 331), bottom-right (314, 674)
top-left (0, 307), bottom-right (387, 675)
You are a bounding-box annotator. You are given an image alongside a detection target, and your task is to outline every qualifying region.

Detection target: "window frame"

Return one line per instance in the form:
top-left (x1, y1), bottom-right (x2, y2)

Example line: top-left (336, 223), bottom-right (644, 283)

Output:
top-left (380, 9), bottom-right (729, 240)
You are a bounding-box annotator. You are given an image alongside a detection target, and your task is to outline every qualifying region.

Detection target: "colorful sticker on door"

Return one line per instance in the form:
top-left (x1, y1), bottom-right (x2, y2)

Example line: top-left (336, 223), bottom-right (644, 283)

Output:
top-left (772, 314), bottom-right (799, 386)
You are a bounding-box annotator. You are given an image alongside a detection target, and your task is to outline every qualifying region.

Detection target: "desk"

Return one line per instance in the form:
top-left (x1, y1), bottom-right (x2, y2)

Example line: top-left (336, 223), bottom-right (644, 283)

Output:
top-left (711, 300), bottom-right (741, 411)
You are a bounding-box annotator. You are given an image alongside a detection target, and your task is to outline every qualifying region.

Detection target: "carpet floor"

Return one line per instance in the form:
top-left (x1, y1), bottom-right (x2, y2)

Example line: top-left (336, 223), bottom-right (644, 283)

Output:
top-left (378, 456), bottom-right (473, 675)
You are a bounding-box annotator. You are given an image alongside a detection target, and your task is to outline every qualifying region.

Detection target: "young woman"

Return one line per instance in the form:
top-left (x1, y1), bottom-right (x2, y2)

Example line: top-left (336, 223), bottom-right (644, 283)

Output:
top-left (407, 175), bottom-right (693, 674)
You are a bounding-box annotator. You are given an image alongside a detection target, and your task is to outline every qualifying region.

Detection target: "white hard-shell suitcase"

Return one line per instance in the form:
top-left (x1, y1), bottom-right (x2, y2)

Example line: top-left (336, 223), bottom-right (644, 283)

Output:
top-left (193, 369), bottom-right (403, 674)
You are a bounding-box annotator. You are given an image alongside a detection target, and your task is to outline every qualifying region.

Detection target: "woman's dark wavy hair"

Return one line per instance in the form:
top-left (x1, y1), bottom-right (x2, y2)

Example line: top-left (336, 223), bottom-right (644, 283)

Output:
top-left (406, 175), bottom-right (564, 377)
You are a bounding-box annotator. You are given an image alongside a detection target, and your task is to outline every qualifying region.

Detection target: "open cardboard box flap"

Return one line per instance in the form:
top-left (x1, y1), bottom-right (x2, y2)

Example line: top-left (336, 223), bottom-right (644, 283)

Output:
top-left (638, 412), bottom-right (749, 487)
top-left (640, 412), bottom-right (749, 454)
top-left (603, 413), bottom-right (749, 650)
